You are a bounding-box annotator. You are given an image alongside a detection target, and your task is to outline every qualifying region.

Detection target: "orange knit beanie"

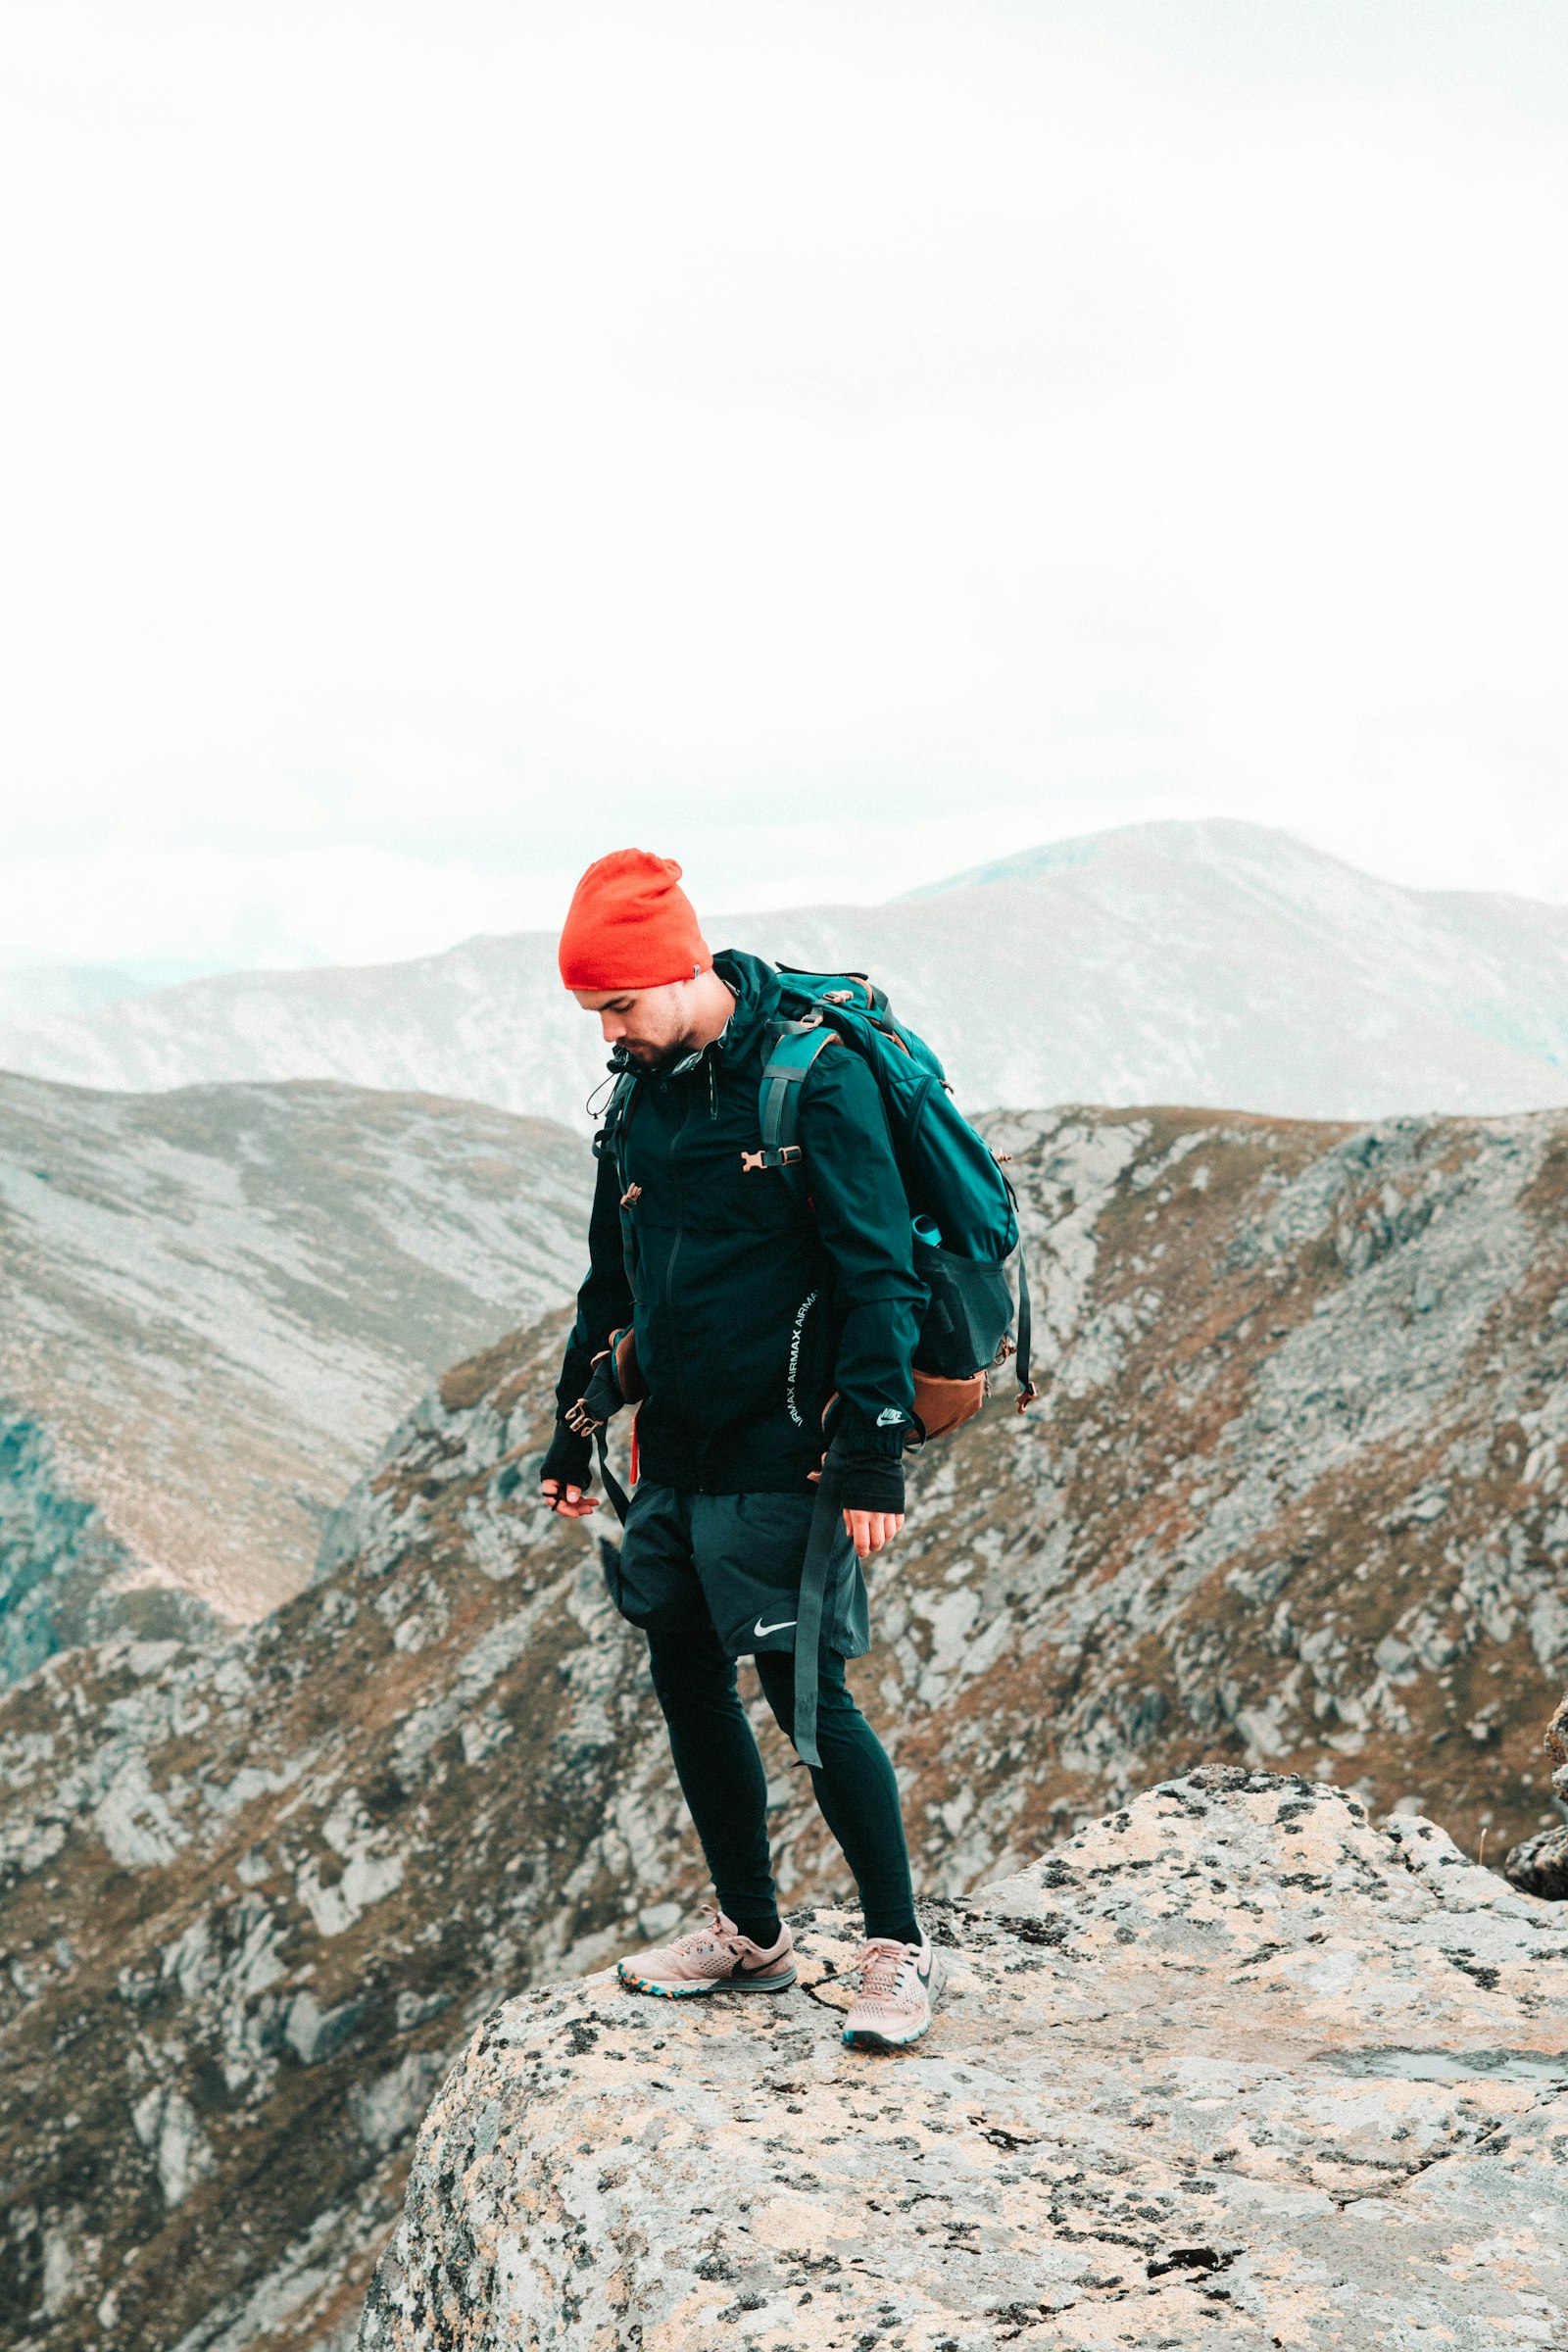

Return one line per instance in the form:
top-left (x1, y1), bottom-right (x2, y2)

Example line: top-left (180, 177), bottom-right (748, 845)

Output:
top-left (557, 849), bottom-right (712, 992)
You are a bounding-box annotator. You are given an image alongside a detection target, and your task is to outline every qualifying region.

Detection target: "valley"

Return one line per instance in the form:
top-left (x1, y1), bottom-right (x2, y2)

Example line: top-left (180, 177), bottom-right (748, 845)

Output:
top-left (0, 1074), bottom-right (584, 1660)
top-left (3, 1100), bottom-right (1565, 2349)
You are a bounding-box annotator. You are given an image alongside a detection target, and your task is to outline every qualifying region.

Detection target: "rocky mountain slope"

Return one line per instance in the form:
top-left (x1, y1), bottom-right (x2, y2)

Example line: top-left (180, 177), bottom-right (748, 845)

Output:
top-left (3, 821), bottom-right (1567, 1126)
top-left (0, 960), bottom-right (237, 1023)
top-left (0, 1073), bottom-right (583, 1663)
top-left (364, 1771), bottom-right (1568, 2352)
top-left (3, 1102), bottom-right (1565, 2351)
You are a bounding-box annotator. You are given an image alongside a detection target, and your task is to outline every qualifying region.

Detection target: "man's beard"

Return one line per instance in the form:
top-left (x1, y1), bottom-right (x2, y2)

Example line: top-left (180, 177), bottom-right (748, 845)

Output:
top-left (610, 983), bottom-right (729, 1075)
top-left (611, 1036), bottom-right (688, 1071)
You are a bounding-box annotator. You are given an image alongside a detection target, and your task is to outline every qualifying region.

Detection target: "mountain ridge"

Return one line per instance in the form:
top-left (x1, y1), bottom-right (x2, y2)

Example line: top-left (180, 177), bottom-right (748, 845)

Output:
top-left (2, 821), bottom-right (1566, 1128)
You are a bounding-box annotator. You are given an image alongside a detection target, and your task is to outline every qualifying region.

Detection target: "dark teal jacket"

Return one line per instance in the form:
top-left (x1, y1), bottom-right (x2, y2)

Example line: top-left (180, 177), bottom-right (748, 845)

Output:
top-left (554, 950), bottom-right (926, 1494)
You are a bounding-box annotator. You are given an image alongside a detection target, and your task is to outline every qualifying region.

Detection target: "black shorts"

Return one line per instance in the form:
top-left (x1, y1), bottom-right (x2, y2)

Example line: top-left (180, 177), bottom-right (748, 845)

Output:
top-left (606, 1482), bottom-right (871, 1661)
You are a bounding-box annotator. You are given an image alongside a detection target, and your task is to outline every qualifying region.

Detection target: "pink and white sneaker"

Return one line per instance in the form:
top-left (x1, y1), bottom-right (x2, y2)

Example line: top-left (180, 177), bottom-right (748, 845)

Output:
top-left (617, 1909), bottom-right (797, 1999)
top-left (842, 1932), bottom-right (939, 2049)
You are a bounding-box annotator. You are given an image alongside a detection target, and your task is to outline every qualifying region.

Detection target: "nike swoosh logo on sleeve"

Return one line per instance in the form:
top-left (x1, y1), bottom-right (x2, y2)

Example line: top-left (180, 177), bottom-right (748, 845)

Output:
top-left (754, 1616), bottom-right (797, 1638)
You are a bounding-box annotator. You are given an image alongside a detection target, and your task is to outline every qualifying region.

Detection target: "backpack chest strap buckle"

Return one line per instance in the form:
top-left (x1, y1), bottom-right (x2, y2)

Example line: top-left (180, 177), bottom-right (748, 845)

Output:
top-left (741, 1144), bottom-right (803, 1173)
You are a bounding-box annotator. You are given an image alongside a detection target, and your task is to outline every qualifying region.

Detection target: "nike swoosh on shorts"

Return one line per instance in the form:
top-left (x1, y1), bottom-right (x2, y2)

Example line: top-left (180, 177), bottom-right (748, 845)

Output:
top-left (754, 1616), bottom-right (797, 1637)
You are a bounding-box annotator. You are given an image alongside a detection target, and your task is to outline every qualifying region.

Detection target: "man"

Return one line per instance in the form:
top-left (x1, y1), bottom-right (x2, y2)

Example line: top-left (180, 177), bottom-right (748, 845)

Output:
top-left (541, 846), bottom-right (939, 2049)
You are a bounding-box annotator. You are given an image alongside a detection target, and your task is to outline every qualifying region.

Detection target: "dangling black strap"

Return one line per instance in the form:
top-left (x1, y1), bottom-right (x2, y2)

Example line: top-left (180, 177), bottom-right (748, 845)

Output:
top-left (1015, 1242), bottom-right (1038, 1410)
top-left (594, 1428), bottom-right (631, 1527)
top-left (791, 1462), bottom-right (847, 1770)
top-left (997, 1171), bottom-right (1039, 1412)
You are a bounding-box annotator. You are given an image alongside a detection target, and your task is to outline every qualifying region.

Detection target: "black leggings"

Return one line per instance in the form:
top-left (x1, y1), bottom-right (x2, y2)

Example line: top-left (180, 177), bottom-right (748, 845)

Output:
top-left (645, 1625), bottom-right (919, 1947)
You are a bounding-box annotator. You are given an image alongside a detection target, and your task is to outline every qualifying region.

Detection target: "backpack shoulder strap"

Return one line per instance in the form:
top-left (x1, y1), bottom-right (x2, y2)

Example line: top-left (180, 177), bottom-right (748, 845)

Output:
top-left (743, 1017), bottom-right (837, 1195)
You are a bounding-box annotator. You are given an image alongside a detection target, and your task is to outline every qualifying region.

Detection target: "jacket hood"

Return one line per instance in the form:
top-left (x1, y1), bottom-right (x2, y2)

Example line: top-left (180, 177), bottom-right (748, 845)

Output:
top-left (708, 949), bottom-right (786, 1068)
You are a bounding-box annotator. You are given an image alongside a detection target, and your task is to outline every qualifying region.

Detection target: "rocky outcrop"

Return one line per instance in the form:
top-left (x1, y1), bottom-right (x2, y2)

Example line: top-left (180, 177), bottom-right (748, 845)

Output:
top-left (362, 1770), bottom-right (1568, 2351)
top-left (0, 1071), bottom-right (584, 1640)
top-left (6, 1103), bottom-right (1568, 2351)
top-left (1506, 1695), bottom-right (1568, 1900)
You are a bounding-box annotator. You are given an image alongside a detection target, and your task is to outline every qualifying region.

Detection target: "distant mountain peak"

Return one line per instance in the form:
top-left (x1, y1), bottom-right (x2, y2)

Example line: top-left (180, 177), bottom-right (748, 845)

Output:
top-left (2, 818), bottom-right (1566, 1126)
top-left (899, 815), bottom-right (1368, 900)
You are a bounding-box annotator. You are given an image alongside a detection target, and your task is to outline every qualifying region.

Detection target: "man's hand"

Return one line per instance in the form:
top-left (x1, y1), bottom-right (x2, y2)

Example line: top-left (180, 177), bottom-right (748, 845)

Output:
top-left (542, 1478), bottom-right (599, 1519)
top-left (844, 1508), bottom-right (904, 1559)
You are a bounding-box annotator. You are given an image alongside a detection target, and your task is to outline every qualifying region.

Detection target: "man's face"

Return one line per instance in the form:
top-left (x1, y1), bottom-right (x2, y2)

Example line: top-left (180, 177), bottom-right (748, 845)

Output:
top-left (572, 980), bottom-right (691, 1065)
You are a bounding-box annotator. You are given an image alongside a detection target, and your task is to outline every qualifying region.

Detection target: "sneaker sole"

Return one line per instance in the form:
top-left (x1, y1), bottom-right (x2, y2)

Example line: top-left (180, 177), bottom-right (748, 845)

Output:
top-left (617, 1964), bottom-right (798, 1998)
top-left (841, 2013), bottom-right (931, 2050)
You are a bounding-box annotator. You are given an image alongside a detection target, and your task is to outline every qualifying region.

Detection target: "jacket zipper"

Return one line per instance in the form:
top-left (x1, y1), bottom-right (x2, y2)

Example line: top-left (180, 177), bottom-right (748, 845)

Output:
top-left (662, 1080), bottom-right (695, 1436)
top-left (615, 1080), bottom-right (645, 1304)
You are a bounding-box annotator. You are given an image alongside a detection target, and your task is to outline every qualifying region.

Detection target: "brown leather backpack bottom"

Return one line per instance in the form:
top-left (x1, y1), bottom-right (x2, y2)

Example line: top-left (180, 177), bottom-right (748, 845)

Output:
top-left (912, 1368), bottom-right (987, 1439)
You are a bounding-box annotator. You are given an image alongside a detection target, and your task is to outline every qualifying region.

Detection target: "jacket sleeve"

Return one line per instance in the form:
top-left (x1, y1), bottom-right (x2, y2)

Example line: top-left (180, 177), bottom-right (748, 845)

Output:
top-left (554, 1140), bottom-right (634, 1422)
top-left (796, 1042), bottom-right (927, 1456)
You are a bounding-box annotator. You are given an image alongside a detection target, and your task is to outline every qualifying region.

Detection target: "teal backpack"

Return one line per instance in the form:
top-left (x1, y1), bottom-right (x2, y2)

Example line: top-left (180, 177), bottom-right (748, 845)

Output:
top-left (749, 966), bottom-right (1036, 1420)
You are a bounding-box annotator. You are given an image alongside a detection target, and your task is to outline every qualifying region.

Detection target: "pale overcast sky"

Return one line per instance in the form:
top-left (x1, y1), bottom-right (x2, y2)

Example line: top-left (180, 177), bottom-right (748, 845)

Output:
top-left (2, 0), bottom-right (1565, 966)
